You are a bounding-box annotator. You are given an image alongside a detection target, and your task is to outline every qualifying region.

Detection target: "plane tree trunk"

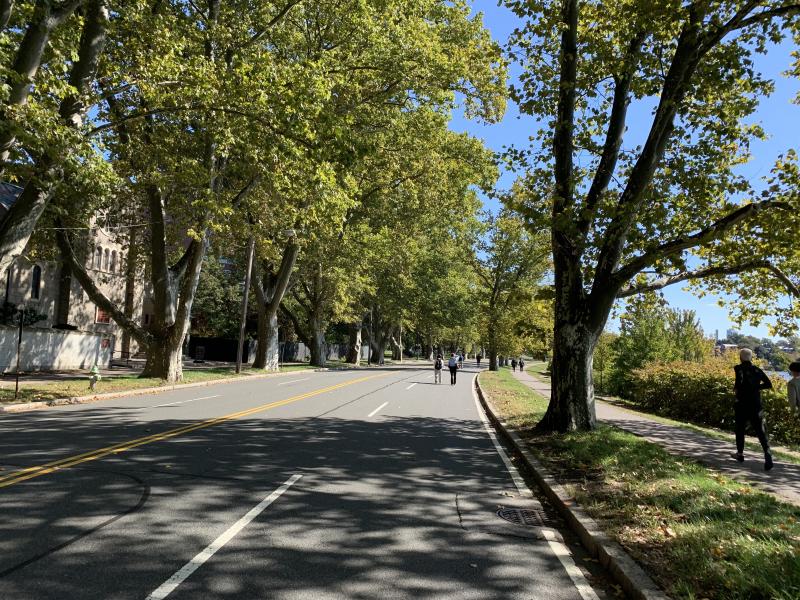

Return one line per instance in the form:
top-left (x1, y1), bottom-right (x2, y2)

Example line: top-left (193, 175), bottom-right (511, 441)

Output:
top-left (251, 239), bottom-right (299, 370)
top-left (346, 319), bottom-right (363, 364)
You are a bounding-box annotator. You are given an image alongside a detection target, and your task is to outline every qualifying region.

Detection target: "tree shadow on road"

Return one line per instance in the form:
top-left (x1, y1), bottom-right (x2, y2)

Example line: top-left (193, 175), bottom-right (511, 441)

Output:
top-left (0, 407), bottom-right (578, 599)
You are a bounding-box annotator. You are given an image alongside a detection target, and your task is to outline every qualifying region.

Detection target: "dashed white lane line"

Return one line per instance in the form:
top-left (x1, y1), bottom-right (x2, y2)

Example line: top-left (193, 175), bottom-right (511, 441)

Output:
top-left (278, 378), bottom-right (310, 386)
top-left (368, 402), bottom-right (388, 418)
top-left (405, 382), bottom-right (417, 390)
top-left (470, 374), bottom-right (600, 600)
top-left (152, 395), bottom-right (220, 408)
top-left (145, 474), bottom-right (303, 600)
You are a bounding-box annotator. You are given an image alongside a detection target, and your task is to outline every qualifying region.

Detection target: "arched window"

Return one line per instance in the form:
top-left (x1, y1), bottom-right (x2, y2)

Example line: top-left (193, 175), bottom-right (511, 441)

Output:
top-left (94, 246), bottom-right (102, 270)
top-left (103, 248), bottom-right (110, 271)
top-left (31, 265), bottom-right (41, 300)
top-left (110, 250), bottom-right (117, 273)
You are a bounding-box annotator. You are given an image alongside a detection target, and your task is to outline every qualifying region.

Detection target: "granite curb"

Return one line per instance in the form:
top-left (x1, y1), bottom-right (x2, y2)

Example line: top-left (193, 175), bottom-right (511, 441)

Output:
top-left (474, 375), bottom-right (670, 600)
top-left (0, 367), bottom-right (342, 414)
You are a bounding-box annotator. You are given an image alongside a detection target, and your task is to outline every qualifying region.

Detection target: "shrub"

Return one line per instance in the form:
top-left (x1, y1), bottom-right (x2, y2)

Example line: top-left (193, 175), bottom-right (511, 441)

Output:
top-left (627, 360), bottom-right (800, 447)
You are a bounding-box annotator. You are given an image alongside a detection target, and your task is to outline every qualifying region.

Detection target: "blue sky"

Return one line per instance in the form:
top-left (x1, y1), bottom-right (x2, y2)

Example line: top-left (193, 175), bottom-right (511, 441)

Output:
top-left (449, 1), bottom-right (800, 340)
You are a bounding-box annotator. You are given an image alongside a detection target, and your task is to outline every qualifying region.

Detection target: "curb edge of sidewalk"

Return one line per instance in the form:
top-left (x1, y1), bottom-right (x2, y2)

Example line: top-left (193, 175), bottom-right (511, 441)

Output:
top-left (0, 368), bottom-right (322, 414)
top-left (474, 374), bottom-right (671, 600)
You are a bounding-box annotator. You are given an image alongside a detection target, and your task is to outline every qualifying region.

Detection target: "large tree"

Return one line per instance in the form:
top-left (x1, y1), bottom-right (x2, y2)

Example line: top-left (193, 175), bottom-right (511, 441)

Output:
top-left (506, 0), bottom-right (800, 431)
top-left (0, 0), bottom-right (112, 274)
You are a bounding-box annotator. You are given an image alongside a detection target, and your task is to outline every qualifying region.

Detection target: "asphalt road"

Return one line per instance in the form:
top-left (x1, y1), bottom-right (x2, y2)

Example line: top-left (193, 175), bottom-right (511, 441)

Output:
top-left (0, 364), bottom-right (608, 599)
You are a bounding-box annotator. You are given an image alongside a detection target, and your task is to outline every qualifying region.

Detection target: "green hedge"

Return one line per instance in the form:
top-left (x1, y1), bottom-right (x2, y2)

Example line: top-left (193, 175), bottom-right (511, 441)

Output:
top-left (627, 360), bottom-right (800, 447)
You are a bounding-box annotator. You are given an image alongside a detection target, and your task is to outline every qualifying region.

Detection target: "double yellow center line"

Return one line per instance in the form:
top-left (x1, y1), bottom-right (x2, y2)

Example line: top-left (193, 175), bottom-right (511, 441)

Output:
top-left (0, 372), bottom-right (388, 490)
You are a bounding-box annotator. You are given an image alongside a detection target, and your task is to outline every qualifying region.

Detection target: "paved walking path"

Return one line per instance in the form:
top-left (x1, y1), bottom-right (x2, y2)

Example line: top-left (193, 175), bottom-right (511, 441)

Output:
top-left (512, 367), bottom-right (800, 507)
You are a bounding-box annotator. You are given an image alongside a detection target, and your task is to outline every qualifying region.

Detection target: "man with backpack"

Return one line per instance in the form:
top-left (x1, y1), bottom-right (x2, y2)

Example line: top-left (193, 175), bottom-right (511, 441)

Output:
top-left (732, 348), bottom-right (774, 470)
top-left (434, 354), bottom-right (443, 384)
top-left (448, 353), bottom-right (458, 385)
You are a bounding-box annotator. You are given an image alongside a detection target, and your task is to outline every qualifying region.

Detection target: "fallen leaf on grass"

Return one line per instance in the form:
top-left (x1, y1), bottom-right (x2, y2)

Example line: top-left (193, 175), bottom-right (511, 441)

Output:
top-left (660, 525), bottom-right (677, 538)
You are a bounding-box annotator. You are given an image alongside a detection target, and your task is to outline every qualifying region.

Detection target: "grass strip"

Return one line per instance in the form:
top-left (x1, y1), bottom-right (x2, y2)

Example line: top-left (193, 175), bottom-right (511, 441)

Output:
top-left (480, 368), bottom-right (800, 600)
top-left (524, 361), bottom-right (800, 465)
top-left (0, 364), bottom-right (317, 405)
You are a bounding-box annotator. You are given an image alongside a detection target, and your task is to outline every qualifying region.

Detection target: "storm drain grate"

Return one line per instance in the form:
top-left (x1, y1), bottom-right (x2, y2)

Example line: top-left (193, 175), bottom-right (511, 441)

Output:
top-left (496, 507), bottom-right (550, 527)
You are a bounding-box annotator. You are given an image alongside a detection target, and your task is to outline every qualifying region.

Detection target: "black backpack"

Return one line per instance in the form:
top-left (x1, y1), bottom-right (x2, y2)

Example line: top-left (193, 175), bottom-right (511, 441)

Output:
top-left (435, 358), bottom-right (443, 369)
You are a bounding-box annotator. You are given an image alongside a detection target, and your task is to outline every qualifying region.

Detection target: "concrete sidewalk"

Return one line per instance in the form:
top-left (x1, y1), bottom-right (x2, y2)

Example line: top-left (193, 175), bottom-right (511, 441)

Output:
top-left (512, 367), bottom-right (800, 506)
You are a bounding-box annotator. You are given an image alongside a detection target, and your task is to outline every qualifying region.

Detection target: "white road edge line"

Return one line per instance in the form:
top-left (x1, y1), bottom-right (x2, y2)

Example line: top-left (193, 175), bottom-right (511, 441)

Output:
top-left (145, 474), bottom-right (303, 600)
top-left (470, 375), bottom-right (600, 600)
top-left (367, 402), bottom-right (388, 418)
top-left (470, 375), bottom-right (529, 497)
top-left (152, 395), bottom-right (220, 408)
top-left (542, 529), bottom-right (601, 600)
top-left (278, 378), bottom-right (310, 386)
top-left (405, 382), bottom-right (417, 390)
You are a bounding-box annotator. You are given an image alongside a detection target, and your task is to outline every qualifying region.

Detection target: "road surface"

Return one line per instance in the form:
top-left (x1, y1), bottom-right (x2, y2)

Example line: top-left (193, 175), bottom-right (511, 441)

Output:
top-left (0, 364), bottom-right (609, 599)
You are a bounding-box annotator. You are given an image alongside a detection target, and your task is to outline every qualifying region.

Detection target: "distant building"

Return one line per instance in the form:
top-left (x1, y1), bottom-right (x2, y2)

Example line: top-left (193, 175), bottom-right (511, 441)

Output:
top-left (714, 342), bottom-right (739, 357)
top-left (1, 183), bottom-right (152, 370)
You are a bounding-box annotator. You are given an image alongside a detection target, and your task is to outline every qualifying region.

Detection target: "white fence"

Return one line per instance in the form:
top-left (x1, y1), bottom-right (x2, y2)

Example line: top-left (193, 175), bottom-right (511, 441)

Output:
top-left (0, 326), bottom-right (114, 373)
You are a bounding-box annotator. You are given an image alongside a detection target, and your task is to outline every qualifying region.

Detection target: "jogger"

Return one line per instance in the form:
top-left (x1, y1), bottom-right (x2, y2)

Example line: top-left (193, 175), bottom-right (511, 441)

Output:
top-left (732, 348), bottom-right (773, 470)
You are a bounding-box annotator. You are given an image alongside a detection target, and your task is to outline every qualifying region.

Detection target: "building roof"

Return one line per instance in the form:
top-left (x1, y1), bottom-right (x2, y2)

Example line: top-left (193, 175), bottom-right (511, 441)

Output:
top-left (0, 182), bottom-right (23, 212)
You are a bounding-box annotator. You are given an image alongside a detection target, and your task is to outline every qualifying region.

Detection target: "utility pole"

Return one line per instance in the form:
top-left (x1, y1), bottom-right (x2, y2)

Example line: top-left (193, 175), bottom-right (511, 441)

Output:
top-left (235, 236), bottom-right (256, 374)
top-left (367, 307), bottom-right (373, 366)
top-left (14, 305), bottom-right (23, 400)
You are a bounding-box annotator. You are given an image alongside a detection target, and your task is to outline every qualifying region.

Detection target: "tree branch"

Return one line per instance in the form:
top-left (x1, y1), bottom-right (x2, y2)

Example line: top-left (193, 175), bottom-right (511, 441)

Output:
top-left (617, 260), bottom-right (800, 298)
top-left (266, 238), bottom-right (299, 315)
top-left (246, 0), bottom-right (304, 46)
top-left (577, 31), bottom-right (645, 239)
top-left (552, 0), bottom-right (578, 226)
top-left (0, 0), bottom-right (13, 30)
top-left (612, 199), bottom-right (792, 285)
top-left (590, 9), bottom-right (708, 293)
top-left (280, 303), bottom-right (309, 346)
top-left (705, 2), bottom-right (800, 47)
top-left (55, 224), bottom-right (152, 346)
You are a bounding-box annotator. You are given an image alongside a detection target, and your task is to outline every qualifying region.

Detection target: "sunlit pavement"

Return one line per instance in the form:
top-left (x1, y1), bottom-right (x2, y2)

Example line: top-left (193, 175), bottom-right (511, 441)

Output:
top-left (0, 364), bottom-right (607, 599)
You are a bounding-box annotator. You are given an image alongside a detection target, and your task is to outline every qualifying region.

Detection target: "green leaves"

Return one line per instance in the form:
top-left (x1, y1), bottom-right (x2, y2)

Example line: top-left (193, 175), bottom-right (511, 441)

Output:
top-left (505, 0), bottom-right (800, 331)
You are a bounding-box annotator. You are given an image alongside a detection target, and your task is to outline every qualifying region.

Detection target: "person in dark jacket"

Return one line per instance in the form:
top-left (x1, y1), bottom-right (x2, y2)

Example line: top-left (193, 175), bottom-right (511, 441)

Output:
top-left (448, 353), bottom-right (458, 385)
top-left (732, 348), bottom-right (773, 470)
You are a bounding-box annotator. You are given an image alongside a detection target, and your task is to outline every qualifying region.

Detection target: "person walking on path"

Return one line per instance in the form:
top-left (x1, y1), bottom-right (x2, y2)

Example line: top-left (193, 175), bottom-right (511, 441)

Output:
top-left (733, 348), bottom-right (774, 470)
top-left (788, 361), bottom-right (800, 412)
top-left (476, 354), bottom-right (482, 367)
top-left (433, 354), bottom-right (443, 384)
top-left (458, 353), bottom-right (464, 369)
top-left (448, 353), bottom-right (458, 385)
top-left (518, 358), bottom-right (525, 372)
top-left (511, 358), bottom-right (517, 372)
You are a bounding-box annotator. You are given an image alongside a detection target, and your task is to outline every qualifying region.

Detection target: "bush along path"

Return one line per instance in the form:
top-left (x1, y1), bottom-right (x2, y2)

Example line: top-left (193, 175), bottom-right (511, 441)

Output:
top-left (480, 368), bottom-right (800, 600)
top-left (515, 367), bottom-right (800, 506)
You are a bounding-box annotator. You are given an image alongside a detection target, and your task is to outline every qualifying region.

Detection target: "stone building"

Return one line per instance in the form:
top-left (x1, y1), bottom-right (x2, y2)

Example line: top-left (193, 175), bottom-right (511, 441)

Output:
top-left (1, 183), bottom-right (151, 370)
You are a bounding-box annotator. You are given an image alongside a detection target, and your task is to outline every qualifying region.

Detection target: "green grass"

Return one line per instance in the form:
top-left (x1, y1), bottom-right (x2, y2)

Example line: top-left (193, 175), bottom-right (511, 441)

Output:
top-left (480, 368), bottom-right (800, 600)
top-left (524, 361), bottom-right (800, 463)
top-left (524, 360), bottom-right (551, 378)
top-left (0, 365), bottom-right (317, 405)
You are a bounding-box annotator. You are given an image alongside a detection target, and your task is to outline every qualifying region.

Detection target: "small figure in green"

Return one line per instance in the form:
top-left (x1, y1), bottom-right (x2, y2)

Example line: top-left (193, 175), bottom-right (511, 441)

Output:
top-left (89, 364), bottom-right (101, 391)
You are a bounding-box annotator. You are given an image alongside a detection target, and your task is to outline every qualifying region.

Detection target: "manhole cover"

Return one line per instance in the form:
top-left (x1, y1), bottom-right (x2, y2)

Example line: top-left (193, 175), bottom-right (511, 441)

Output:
top-left (496, 507), bottom-right (549, 527)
